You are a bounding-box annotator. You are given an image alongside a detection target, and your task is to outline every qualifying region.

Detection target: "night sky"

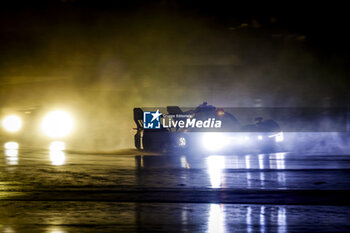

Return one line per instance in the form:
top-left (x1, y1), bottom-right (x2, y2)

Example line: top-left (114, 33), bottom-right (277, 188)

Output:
top-left (1, 1), bottom-right (349, 148)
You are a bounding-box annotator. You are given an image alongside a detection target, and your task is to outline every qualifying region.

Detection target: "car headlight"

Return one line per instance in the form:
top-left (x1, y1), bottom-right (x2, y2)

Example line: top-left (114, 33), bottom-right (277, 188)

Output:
top-left (202, 133), bottom-right (229, 151)
top-left (41, 110), bottom-right (74, 138)
top-left (2, 115), bottom-right (22, 132)
top-left (268, 132), bottom-right (284, 142)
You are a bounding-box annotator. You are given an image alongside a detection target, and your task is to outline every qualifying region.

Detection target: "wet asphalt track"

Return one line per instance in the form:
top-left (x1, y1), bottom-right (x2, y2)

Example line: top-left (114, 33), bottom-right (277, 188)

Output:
top-left (1, 143), bottom-right (350, 232)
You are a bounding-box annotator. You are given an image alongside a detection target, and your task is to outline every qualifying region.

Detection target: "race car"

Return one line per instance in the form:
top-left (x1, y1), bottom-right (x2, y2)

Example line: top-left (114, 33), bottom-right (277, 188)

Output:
top-left (0, 106), bottom-right (76, 145)
top-left (133, 102), bottom-right (284, 154)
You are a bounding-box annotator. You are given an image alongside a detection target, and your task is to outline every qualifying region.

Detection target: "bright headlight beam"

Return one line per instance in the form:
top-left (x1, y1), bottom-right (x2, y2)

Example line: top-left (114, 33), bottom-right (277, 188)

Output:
top-left (41, 110), bottom-right (74, 138)
top-left (268, 132), bottom-right (284, 142)
top-left (2, 115), bottom-right (22, 132)
top-left (202, 133), bottom-right (229, 151)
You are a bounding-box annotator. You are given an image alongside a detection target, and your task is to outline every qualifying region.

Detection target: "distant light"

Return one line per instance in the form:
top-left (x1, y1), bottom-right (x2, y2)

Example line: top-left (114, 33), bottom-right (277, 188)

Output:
top-left (217, 109), bottom-right (225, 117)
top-left (41, 111), bottom-right (74, 138)
top-left (258, 135), bottom-right (263, 140)
top-left (2, 115), bottom-right (22, 132)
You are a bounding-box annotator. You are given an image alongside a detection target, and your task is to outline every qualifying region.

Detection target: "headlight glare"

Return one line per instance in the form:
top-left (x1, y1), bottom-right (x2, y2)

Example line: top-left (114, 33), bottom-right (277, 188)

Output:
top-left (2, 115), bottom-right (22, 132)
top-left (202, 133), bottom-right (229, 151)
top-left (41, 110), bottom-right (74, 138)
top-left (268, 132), bottom-right (284, 142)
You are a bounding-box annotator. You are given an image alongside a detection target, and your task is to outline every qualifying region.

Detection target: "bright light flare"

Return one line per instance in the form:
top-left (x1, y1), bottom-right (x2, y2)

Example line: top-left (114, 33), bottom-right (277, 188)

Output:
top-left (202, 133), bottom-right (229, 151)
top-left (268, 132), bottom-right (284, 142)
top-left (2, 115), bottom-right (22, 132)
top-left (41, 111), bottom-right (74, 138)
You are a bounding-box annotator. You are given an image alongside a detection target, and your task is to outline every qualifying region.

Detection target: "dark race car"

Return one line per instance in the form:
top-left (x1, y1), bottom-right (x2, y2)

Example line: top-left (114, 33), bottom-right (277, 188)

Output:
top-left (133, 102), bottom-right (284, 154)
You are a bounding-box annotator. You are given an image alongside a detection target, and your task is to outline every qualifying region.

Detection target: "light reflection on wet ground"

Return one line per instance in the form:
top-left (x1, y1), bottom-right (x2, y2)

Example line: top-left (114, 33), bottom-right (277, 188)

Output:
top-left (4, 142), bottom-right (19, 165)
top-left (1, 142), bottom-right (350, 232)
top-left (1, 141), bottom-right (350, 191)
top-left (49, 141), bottom-right (66, 166)
top-left (1, 202), bottom-right (350, 232)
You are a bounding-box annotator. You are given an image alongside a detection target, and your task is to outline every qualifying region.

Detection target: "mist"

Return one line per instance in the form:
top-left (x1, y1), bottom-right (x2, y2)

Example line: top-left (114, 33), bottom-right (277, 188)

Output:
top-left (0, 1), bottom-right (349, 150)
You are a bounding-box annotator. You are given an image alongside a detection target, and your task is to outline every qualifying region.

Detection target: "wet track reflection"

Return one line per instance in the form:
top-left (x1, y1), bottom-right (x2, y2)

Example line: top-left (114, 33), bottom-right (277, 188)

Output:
top-left (133, 152), bottom-right (350, 190)
top-left (49, 141), bottom-right (66, 166)
top-left (1, 203), bottom-right (349, 232)
top-left (1, 144), bottom-right (350, 232)
top-left (4, 142), bottom-right (19, 165)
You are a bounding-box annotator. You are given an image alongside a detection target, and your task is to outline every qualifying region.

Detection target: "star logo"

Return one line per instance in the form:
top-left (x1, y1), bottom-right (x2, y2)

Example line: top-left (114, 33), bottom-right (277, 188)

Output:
top-left (151, 109), bottom-right (161, 122)
top-left (143, 109), bottom-right (162, 129)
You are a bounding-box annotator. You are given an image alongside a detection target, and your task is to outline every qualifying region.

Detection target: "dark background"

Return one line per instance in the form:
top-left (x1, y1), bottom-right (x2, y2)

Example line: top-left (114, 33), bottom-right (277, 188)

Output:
top-left (0, 0), bottom-right (349, 148)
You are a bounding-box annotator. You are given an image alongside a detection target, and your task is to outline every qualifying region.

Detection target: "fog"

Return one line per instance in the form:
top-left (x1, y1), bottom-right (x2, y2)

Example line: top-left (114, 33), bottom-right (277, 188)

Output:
top-left (0, 2), bottom-right (348, 150)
